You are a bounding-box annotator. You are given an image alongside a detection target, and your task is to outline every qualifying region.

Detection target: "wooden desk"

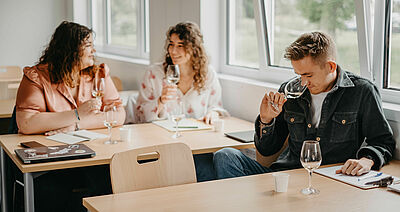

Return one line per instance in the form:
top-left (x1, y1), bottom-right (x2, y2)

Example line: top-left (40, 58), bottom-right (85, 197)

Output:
top-left (0, 117), bottom-right (254, 212)
top-left (0, 99), bottom-right (15, 118)
top-left (83, 161), bottom-right (400, 212)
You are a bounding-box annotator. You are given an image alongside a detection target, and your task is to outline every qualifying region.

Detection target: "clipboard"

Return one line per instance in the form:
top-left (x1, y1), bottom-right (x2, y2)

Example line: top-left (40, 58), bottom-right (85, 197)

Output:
top-left (315, 165), bottom-right (400, 189)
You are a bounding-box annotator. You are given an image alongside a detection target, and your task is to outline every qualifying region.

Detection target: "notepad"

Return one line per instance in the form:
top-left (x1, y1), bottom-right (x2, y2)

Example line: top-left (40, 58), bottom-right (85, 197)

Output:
top-left (152, 118), bottom-right (212, 132)
top-left (315, 165), bottom-right (400, 189)
top-left (46, 130), bottom-right (108, 144)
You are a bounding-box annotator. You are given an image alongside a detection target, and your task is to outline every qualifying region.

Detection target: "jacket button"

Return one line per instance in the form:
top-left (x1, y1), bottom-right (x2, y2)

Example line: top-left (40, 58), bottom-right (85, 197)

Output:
top-left (342, 120), bottom-right (346, 124)
top-left (262, 130), bottom-right (267, 134)
top-left (290, 118), bottom-right (295, 123)
top-left (307, 124), bottom-right (311, 128)
top-left (316, 137), bottom-right (321, 141)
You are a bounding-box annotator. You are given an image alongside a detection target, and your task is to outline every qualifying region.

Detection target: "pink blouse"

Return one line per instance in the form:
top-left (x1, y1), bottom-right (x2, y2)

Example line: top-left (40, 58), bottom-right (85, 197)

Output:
top-left (16, 64), bottom-right (122, 119)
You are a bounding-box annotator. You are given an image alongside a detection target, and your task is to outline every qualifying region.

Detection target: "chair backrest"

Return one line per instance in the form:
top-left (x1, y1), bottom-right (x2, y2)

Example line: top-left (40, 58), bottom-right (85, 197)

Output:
top-left (110, 142), bottom-right (197, 194)
top-left (256, 136), bottom-right (288, 167)
top-left (0, 66), bottom-right (22, 80)
top-left (111, 76), bottom-right (123, 91)
top-left (8, 106), bottom-right (18, 134)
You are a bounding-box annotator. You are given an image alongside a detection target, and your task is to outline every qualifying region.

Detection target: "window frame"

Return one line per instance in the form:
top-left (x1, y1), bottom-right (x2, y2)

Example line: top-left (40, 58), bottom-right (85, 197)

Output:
top-left (221, 0), bottom-right (380, 93)
top-left (373, 0), bottom-right (400, 104)
top-left (90, 0), bottom-right (149, 60)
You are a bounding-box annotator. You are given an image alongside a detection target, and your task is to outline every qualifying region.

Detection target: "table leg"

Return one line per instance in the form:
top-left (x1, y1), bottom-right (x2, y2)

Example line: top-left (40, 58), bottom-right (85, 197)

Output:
top-left (0, 147), bottom-right (8, 212)
top-left (24, 173), bottom-right (34, 212)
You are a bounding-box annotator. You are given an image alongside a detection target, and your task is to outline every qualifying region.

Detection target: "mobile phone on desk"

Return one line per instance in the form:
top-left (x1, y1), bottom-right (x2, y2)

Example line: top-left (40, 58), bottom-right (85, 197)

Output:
top-left (20, 141), bottom-right (46, 148)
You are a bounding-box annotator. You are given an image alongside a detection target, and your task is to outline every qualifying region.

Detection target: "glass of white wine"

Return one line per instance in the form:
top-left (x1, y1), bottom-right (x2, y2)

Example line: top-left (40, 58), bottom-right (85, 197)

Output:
top-left (300, 140), bottom-right (322, 195)
top-left (103, 105), bottom-right (117, 144)
top-left (271, 76), bottom-right (308, 110)
top-left (168, 100), bottom-right (185, 139)
top-left (166, 64), bottom-right (180, 85)
top-left (92, 75), bottom-right (105, 100)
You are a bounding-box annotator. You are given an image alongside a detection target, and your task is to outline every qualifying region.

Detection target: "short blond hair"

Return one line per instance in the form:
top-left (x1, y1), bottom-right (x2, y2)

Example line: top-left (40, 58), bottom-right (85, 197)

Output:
top-left (284, 32), bottom-right (336, 66)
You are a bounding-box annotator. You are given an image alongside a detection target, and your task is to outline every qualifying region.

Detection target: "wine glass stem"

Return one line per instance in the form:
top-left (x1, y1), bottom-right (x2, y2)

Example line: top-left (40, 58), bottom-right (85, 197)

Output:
top-left (308, 170), bottom-right (313, 189)
top-left (108, 126), bottom-right (112, 142)
top-left (175, 121), bottom-right (178, 137)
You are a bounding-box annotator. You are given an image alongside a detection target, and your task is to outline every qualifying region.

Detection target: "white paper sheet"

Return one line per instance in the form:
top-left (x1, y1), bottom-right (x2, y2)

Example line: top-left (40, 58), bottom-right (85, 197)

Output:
top-left (152, 118), bottom-right (213, 132)
top-left (46, 130), bottom-right (108, 144)
top-left (46, 133), bottom-right (88, 144)
top-left (315, 165), bottom-right (399, 189)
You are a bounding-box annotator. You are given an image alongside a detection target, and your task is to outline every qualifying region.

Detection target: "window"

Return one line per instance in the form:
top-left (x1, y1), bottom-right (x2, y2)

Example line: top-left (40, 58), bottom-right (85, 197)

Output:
top-left (91, 0), bottom-right (148, 59)
top-left (386, 0), bottom-right (400, 90)
top-left (227, 0), bottom-right (259, 68)
top-left (266, 0), bottom-right (360, 74)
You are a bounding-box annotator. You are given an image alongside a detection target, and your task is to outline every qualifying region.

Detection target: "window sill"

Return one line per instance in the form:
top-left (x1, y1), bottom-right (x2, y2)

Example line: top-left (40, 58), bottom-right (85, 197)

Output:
top-left (96, 52), bottom-right (150, 65)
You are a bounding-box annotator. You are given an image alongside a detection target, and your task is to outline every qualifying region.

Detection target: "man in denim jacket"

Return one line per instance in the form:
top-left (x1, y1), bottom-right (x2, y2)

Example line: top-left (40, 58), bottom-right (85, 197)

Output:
top-left (213, 32), bottom-right (395, 179)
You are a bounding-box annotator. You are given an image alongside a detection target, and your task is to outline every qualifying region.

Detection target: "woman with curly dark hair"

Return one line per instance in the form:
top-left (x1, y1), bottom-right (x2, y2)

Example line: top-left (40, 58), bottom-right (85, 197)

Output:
top-left (14, 21), bottom-right (124, 211)
top-left (16, 21), bottom-right (125, 135)
top-left (133, 21), bottom-right (228, 124)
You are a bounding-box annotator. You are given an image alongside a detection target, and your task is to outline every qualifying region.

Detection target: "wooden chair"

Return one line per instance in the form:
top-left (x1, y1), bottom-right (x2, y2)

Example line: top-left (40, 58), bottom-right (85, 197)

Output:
top-left (110, 142), bottom-right (197, 194)
top-left (256, 136), bottom-right (289, 167)
top-left (0, 66), bottom-right (22, 99)
top-left (0, 66), bottom-right (22, 80)
top-left (111, 76), bottom-right (123, 91)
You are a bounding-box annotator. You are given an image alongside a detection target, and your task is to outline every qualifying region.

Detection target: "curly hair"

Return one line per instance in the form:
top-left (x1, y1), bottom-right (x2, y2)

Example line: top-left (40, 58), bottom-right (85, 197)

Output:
top-left (284, 31), bottom-right (336, 67)
top-left (163, 21), bottom-right (208, 92)
top-left (38, 21), bottom-right (95, 87)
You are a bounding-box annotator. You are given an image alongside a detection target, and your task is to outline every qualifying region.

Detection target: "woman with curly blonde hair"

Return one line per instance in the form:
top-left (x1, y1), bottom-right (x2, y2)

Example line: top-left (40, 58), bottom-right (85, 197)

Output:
top-left (133, 21), bottom-right (228, 124)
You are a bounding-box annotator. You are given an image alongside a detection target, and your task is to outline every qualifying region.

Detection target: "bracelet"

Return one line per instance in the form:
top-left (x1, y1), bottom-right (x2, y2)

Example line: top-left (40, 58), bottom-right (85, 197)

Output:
top-left (74, 109), bottom-right (80, 121)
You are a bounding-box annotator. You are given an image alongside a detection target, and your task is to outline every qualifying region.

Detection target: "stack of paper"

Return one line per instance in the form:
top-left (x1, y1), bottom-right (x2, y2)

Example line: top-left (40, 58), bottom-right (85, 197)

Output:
top-left (47, 130), bottom-right (108, 144)
top-left (152, 118), bottom-right (213, 132)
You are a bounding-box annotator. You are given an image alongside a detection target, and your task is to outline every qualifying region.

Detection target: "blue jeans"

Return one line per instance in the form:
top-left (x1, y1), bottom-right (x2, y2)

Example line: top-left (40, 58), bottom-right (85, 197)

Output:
top-left (213, 148), bottom-right (272, 179)
top-left (194, 153), bottom-right (216, 182)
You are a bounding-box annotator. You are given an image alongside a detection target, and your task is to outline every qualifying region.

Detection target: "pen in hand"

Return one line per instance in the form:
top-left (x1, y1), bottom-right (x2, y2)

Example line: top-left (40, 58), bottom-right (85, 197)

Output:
top-left (357, 172), bottom-right (382, 181)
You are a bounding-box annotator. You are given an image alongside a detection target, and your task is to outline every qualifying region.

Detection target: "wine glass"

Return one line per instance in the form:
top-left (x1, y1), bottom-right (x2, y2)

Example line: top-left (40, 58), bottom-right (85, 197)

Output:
top-left (271, 76), bottom-right (308, 110)
top-left (92, 76), bottom-right (105, 100)
top-left (103, 105), bottom-right (117, 144)
top-left (168, 100), bottom-right (185, 139)
top-left (166, 64), bottom-right (180, 85)
top-left (300, 140), bottom-right (322, 195)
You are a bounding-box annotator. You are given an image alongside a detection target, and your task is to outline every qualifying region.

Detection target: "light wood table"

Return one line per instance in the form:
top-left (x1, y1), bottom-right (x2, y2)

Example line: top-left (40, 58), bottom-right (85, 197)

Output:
top-left (0, 117), bottom-right (254, 212)
top-left (0, 99), bottom-right (15, 118)
top-left (83, 161), bottom-right (400, 212)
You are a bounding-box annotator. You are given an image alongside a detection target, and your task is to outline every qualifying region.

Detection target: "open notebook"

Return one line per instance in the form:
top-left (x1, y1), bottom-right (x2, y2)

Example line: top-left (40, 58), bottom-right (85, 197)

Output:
top-left (152, 118), bottom-right (212, 132)
top-left (315, 165), bottom-right (400, 189)
top-left (46, 130), bottom-right (108, 144)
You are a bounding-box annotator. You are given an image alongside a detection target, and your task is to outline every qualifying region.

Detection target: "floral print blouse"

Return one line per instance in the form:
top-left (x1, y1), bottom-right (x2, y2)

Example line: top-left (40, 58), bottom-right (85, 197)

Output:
top-left (134, 63), bottom-right (229, 123)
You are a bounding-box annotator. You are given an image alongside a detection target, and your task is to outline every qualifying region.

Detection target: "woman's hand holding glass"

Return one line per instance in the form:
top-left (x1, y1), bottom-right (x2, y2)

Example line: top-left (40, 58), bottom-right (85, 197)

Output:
top-left (159, 83), bottom-right (178, 104)
top-left (77, 99), bottom-right (102, 116)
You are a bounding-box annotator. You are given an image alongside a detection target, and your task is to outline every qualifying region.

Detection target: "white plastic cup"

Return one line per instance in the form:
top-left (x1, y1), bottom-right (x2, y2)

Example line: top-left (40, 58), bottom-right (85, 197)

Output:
top-left (213, 119), bottom-right (224, 133)
top-left (119, 127), bottom-right (132, 142)
top-left (272, 172), bottom-right (290, 192)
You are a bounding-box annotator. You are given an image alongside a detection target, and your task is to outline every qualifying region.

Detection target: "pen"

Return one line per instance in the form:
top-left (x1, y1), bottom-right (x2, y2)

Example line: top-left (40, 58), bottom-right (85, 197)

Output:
top-left (173, 126), bottom-right (199, 128)
top-left (357, 172), bottom-right (382, 181)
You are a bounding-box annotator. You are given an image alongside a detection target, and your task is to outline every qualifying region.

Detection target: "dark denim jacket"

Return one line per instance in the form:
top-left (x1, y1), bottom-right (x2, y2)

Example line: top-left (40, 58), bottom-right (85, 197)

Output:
top-left (255, 66), bottom-right (395, 171)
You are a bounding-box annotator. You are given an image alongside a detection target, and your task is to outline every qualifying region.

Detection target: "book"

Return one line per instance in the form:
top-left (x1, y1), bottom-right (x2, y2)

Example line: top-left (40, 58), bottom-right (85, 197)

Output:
top-left (315, 165), bottom-right (400, 189)
top-left (152, 118), bottom-right (212, 132)
top-left (46, 130), bottom-right (108, 144)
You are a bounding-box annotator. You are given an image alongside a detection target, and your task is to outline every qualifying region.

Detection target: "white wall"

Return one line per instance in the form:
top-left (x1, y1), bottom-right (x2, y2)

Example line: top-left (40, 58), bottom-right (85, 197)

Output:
top-left (0, 0), bottom-right (71, 67)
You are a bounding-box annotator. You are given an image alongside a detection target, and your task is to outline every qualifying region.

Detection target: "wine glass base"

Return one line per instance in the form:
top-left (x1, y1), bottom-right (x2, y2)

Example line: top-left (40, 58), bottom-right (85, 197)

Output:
top-left (300, 187), bottom-right (319, 195)
top-left (104, 140), bottom-right (111, 144)
top-left (171, 133), bottom-right (181, 139)
top-left (111, 140), bottom-right (118, 144)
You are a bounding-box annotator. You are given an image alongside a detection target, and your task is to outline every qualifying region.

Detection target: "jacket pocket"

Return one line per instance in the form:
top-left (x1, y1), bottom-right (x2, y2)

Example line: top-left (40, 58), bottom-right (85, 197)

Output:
top-left (284, 111), bottom-right (306, 142)
top-left (330, 112), bottom-right (357, 143)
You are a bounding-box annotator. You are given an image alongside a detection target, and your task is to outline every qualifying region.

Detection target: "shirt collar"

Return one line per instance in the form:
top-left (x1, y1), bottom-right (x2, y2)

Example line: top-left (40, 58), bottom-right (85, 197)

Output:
top-left (329, 65), bottom-right (355, 93)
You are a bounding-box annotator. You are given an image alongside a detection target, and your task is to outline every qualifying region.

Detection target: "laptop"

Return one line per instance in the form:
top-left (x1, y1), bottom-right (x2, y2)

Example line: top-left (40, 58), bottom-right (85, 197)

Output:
top-left (225, 130), bottom-right (254, 143)
top-left (15, 144), bottom-right (95, 164)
